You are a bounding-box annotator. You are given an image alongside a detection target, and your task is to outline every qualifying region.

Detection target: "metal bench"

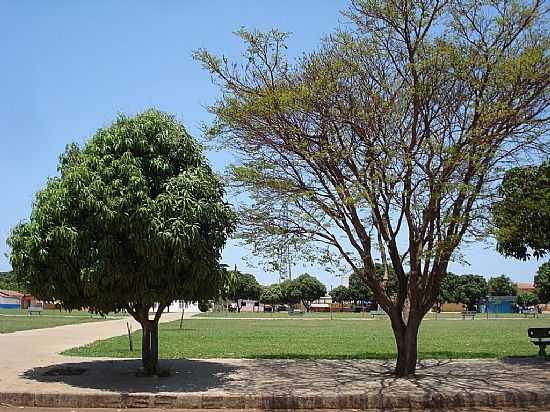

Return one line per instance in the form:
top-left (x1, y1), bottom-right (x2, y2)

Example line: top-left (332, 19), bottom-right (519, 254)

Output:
top-left (461, 311), bottom-right (476, 320)
top-left (528, 327), bottom-right (550, 358)
top-left (28, 305), bottom-right (43, 315)
top-left (522, 310), bottom-right (537, 318)
top-left (369, 311), bottom-right (386, 318)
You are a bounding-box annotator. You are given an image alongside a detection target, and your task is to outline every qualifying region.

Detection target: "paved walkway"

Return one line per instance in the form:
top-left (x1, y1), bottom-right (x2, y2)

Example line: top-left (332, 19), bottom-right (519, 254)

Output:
top-left (0, 312), bottom-right (183, 392)
top-left (1, 314), bottom-right (550, 409)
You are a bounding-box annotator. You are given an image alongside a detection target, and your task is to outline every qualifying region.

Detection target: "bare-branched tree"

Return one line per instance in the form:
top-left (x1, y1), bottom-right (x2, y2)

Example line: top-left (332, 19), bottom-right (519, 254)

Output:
top-left (195, 0), bottom-right (550, 376)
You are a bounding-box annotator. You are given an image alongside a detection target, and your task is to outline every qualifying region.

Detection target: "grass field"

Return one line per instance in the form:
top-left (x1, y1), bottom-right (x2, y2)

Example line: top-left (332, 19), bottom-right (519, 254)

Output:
top-left (0, 308), bottom-right (127, 334)
top-left (64, 316), bottom-right (549, 360)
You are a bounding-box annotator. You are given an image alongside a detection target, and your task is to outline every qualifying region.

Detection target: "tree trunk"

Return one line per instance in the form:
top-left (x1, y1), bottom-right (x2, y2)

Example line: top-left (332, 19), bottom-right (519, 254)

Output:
top-left (141, 320), bottom-right (159, 376)
top-left (391, 314), bottom-right (421, 377)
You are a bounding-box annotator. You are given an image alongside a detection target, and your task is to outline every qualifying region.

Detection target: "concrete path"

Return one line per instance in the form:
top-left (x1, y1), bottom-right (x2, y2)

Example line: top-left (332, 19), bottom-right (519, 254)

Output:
top-left (0, 312), bottom-right (184, 392)
top-left (1, 314), bottom-right (550, 410)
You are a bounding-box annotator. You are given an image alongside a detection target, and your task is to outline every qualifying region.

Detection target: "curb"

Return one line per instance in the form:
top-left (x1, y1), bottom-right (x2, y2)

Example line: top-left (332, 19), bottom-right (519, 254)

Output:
top-left (1, 389), bottom-right (550, 410)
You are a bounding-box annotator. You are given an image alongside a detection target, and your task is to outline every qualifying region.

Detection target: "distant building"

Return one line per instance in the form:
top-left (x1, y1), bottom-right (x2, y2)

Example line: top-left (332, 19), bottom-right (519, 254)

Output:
top-left (238, 299), bottom-right (263, 312)
top-left (310, 296), bottom-right (332, 312)
top-left (516, 282), bottom-right (535, 293)
top-left (20, 294), bottom-right (42, 309)
top-left (0, 290), bottom-right (23, 308)
top-left (153, 301), bottom-right (201, 313)
top-left (479, 296), bottom-right (517, 313)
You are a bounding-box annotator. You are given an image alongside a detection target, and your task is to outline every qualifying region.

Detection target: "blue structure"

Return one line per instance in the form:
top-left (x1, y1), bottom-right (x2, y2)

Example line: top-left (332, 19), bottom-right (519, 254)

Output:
top-left (0, 290), bottom-right (23, 309)
top-left (0, 303), bottom-right (19, 309)
top-left (479, 296), bottom-right (517, 313)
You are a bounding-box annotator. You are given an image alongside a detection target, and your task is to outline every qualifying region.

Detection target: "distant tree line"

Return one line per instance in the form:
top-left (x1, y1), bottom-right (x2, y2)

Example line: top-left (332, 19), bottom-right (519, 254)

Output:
top-left (228, 261), bottom-right (550, 313)
top-left (227, 270), bottom-right (327, 312)
top-left (327, 265), bottom-right (550, 311)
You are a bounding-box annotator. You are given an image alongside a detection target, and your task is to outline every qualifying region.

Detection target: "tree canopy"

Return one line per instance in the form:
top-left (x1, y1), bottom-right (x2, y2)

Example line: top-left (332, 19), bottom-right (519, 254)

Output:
top-left (0, 271), bottom-right (24, 293)
top-left (534, 262), bottom-right (550, 303)
top-left (295, 273), bottom-right (327, 311)
top-left (348, 272), bottom-right (373, 303)
top-left (493, 162), bottom-right (550, 260)
top-left (7, 110), bottom-right (235, 375)
top-left (226, 270), bottom-right (262, 311)
top-left (259, 284), bottom-right (283, 308)
top-left (438, 273), bottom-right (488, 310)
top-left (348, 264), bottom-right (398, 303)
top-left (196, 0), bottom-right (550, 376)
top-left (279, 279), bottom-right (302, 306)
top-left (488, 275), bottom-right (518, 296)
top-left (330, 285), bottom-right (350, 307)
top-left (517, 291), bottom-right (539, 307)
top-left (437, 272), bottom-right (458, 305)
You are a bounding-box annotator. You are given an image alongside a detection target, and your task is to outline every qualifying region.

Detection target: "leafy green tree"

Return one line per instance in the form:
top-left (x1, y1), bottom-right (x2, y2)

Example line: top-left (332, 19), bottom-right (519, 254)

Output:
top-left (279, 279), bottom-right (302, 307)
top-left (493, 162), bottom-right (550, 260)
top-left (434, 272), bottom-right (459, 311)
top-left (7, 110), bottom-right (235, 375)
top-left (295, 273), bottom-right (326, 311)
top-left (348, 264), bottom-right (398, 304)
top-left (453, 275), bottom-right (488, 311)
top-left (226, 270), bottom-right (262, 312)
top-left (259, 284), bottom-right (283, 310)
top-left (196, 1), bottom-right (550, 376)
top-left (517, 292), bottom-right (539, 307)
top-left (198, 300), bottom-right (211, 312)
top-left (534, 262), bottom-right (550, 303)
top-left (330, 285), bottom-right (350, 310)
top-left (488, 275), bottom-right (518, 297)
top-left (348, 272), bottom-right (372, 304)
top-left (374, 264), bottom-right (399, 297)
top-left (0, 271), bottom-right (25, 293)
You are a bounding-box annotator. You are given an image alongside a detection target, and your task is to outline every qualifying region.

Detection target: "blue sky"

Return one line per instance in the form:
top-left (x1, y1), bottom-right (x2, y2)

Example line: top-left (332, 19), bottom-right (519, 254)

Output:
top-left (0, 1), bottom-right (543, 287)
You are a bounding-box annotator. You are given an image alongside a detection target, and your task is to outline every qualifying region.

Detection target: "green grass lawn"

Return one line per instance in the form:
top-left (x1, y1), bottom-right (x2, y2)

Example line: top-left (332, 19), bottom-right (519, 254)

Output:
top-left (0, 308), bottom-right (127, 334)
top-left (64, 316), bottom-right (549, 359)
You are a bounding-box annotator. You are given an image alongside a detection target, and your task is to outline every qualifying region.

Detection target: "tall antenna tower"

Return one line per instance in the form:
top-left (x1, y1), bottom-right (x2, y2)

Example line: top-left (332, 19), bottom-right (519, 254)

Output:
top-left (277, 201), bottom-right (292, 283)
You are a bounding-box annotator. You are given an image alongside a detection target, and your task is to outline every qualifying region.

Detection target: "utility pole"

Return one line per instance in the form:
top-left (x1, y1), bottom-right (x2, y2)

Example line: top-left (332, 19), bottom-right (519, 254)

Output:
top-left (278, 201), bottom-right (292, 283)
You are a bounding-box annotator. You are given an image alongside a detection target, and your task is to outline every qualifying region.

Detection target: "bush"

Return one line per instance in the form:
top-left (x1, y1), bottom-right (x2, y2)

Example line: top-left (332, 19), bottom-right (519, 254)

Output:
top-left (198, 300), bottom-right (210, 312)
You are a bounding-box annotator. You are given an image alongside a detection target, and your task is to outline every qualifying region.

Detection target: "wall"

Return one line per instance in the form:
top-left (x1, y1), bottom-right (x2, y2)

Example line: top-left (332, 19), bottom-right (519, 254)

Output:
top-left (440, 303), bottom-right (464, 312)
top-left (239, 299), bottom-right (262, 312)
top-left (0, 296), bottom-right (21, 308)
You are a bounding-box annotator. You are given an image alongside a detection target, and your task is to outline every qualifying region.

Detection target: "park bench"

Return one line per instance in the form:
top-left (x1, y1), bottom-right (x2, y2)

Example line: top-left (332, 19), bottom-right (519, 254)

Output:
top-left (28, 305), bottom-right (43, 315)
top-left (461, 311), bottom-right (476, 320)
top-left (522, 310), bottom-right (537, 318)
top-left (288, 309), bottom-right (304, 317)
top-left (528, 327), bottom-right (550, 358)
top-left (370, 310), bottom-right (386, 318)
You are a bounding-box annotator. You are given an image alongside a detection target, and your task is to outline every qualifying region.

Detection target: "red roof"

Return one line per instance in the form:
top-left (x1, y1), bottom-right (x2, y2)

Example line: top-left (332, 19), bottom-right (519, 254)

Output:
top-left (0, 289), bottom-right (24, 298)
top-left (516, 283), bottom-right (535, 290)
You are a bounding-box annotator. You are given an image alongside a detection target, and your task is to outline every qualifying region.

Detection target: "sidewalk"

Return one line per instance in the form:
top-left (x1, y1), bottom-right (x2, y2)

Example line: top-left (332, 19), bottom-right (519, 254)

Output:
top-left (1, 315), bottom-right (550, 409)
top-left (0, 312), bottom-right (183, 392)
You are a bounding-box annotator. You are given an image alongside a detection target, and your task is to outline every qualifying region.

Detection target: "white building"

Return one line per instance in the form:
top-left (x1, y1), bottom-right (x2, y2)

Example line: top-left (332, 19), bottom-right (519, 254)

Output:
top-left (310, 296), bottom-right (333, 312)
top-left (0, 290), bottom-right (23, 309)
top-left (153, 300), bottom-right (201, 313)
